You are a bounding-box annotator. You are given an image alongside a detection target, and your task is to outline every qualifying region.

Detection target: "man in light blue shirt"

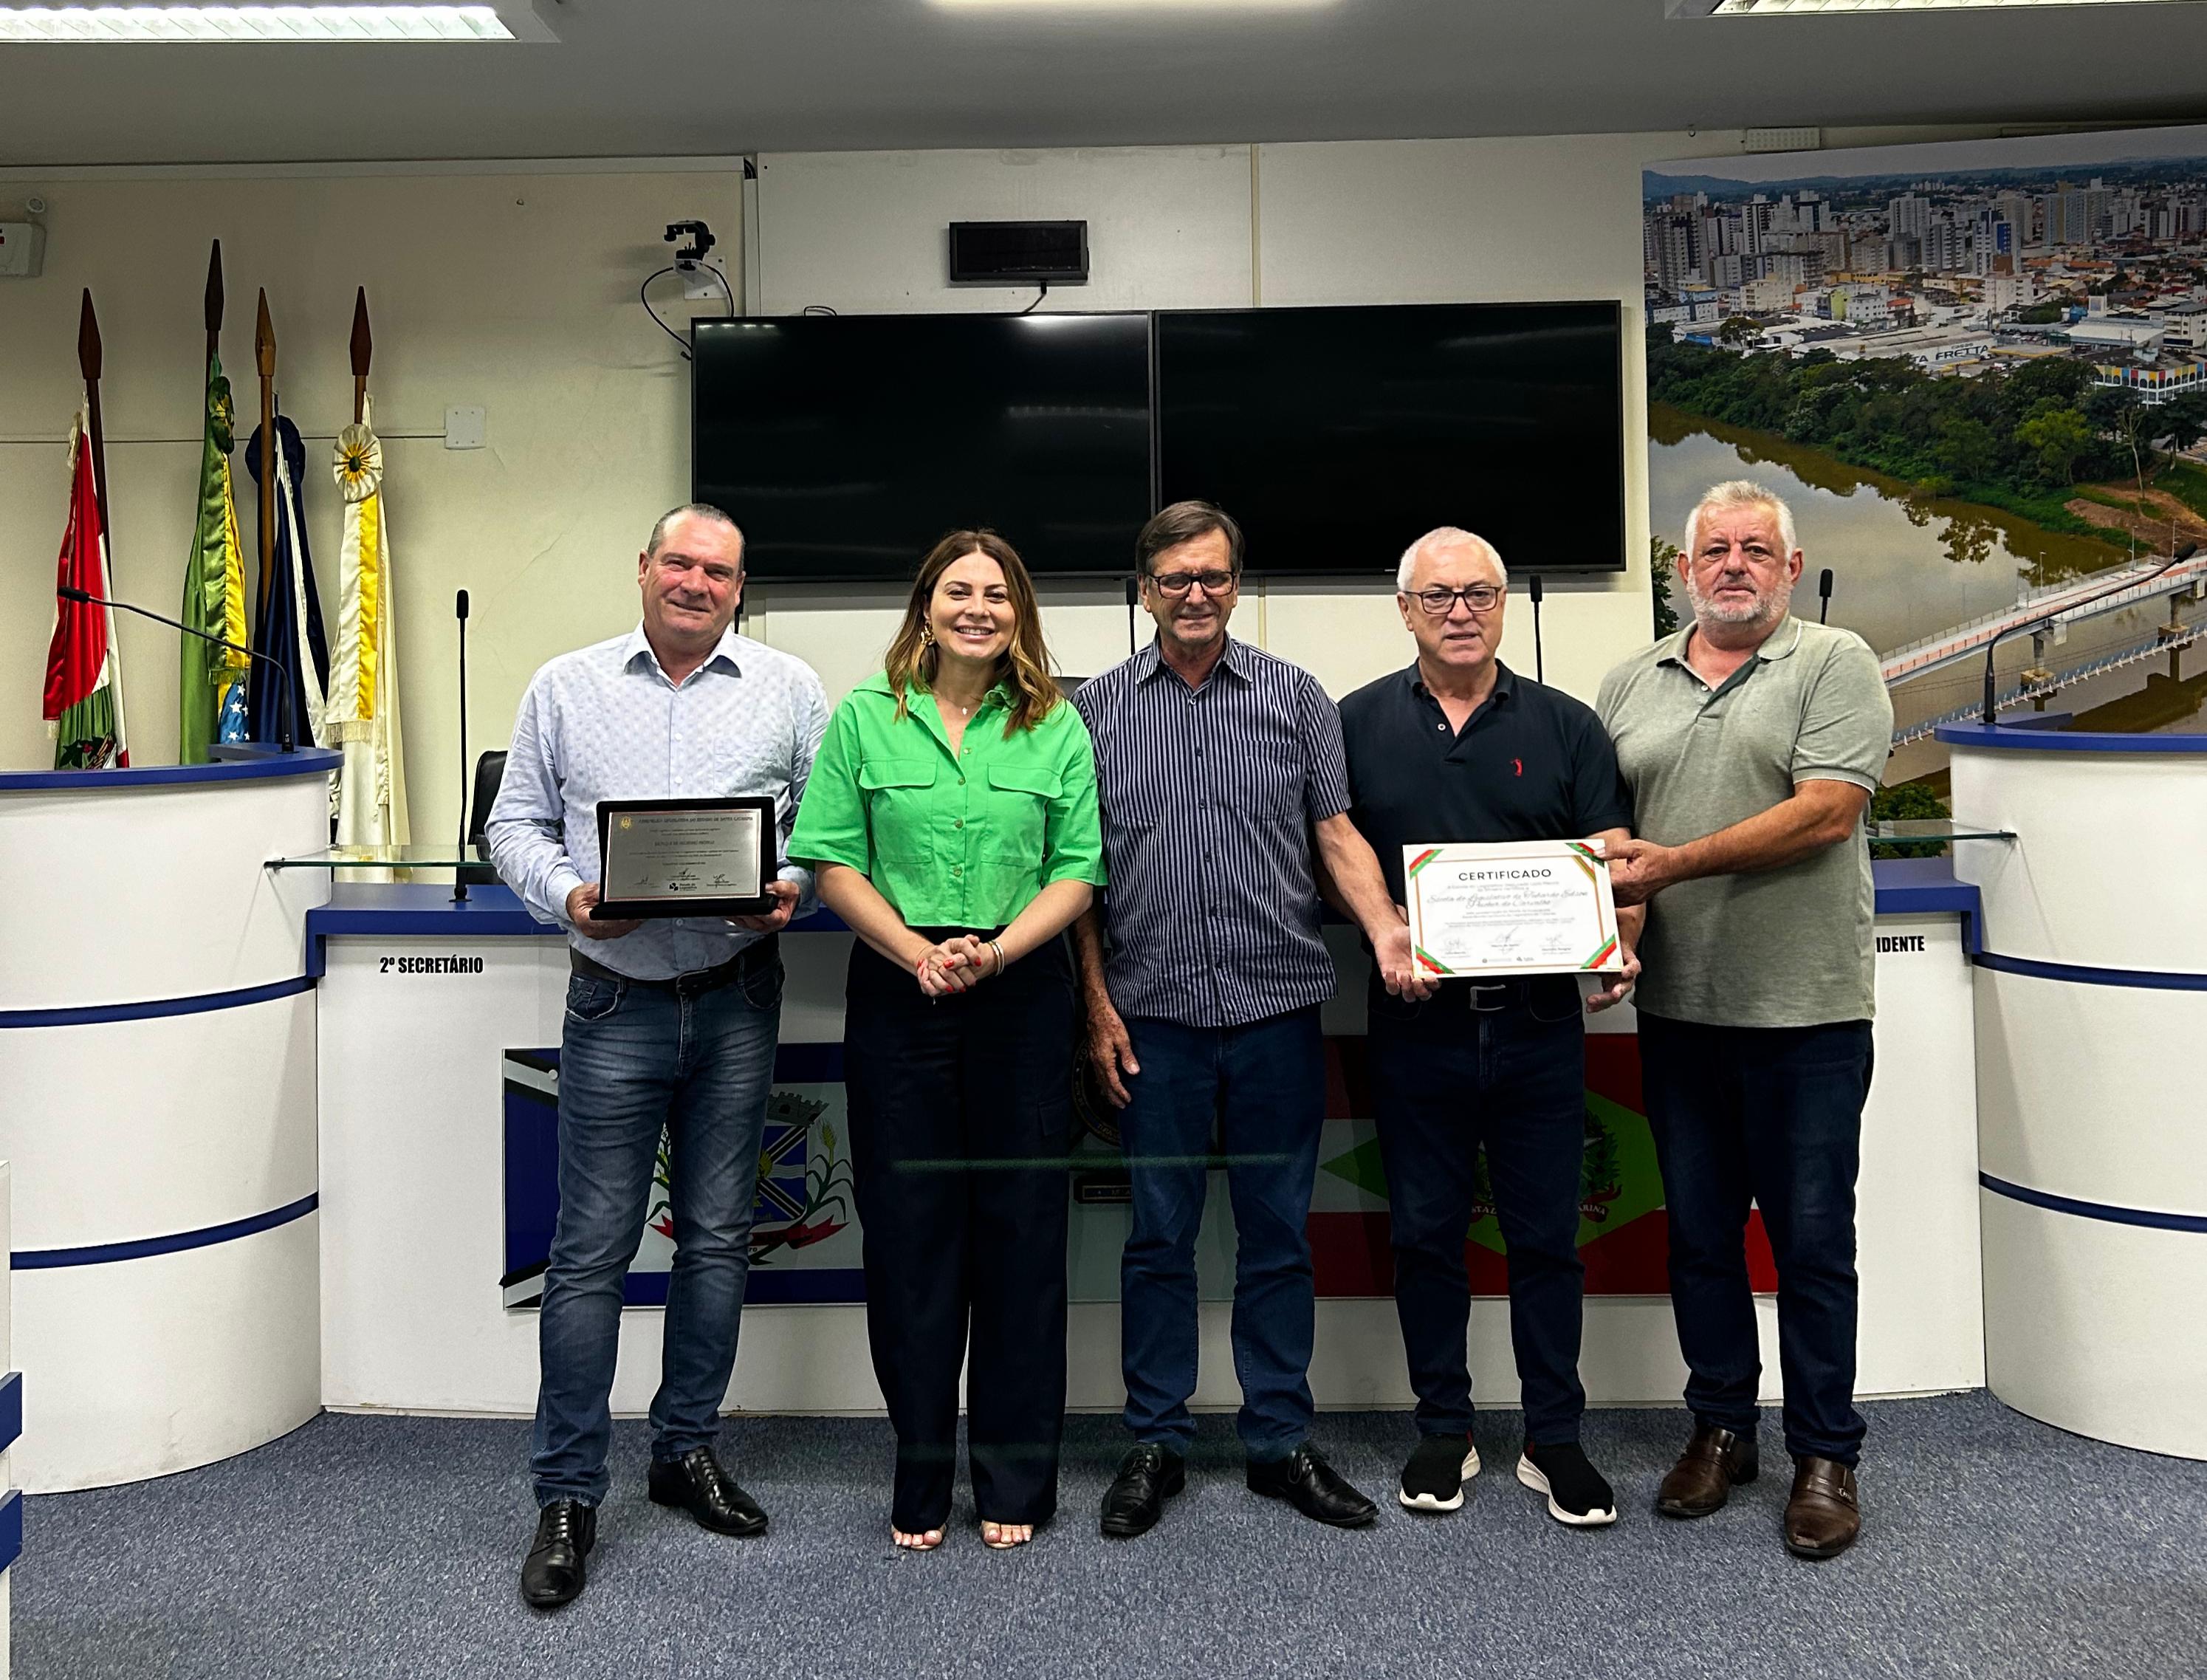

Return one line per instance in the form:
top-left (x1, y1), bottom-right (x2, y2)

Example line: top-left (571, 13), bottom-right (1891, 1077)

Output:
top-left (487, 503), bottom-right (828, 1610)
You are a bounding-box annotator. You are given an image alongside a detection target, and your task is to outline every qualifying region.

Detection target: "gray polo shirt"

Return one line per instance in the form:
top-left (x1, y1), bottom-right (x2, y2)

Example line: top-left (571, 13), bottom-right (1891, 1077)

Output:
top-left (1595, 617), bottom-right (1892, 1029)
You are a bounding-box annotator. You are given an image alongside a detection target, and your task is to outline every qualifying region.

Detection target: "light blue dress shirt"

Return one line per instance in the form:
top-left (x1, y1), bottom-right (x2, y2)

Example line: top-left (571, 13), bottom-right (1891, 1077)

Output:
top-left (486, 623), bottom-right (831, 980)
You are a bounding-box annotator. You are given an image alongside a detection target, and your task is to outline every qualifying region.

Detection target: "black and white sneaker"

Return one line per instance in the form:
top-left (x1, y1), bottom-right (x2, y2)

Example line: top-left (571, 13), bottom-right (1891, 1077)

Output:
top-left (1516, 1441), bottom-right (1618, 1527)
top-left (1398, 1434), bottom-right (1481, 1512)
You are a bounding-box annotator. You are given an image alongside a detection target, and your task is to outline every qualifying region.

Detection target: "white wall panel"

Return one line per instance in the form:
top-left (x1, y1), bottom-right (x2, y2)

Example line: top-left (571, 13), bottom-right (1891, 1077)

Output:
top-left (0, 169), bottom-right (744, 866)
top-left (1252, 136), bottom-right (1659, 707)
top-left (754, 146), bottom-right (1255, 317)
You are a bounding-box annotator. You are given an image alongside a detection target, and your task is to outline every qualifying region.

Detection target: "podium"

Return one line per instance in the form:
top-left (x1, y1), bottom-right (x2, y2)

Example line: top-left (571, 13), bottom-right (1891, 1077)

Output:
top-left (0, 747), bottom-right (336, 1492)
top-left (1947, 721), bottom-right (2207, 1461)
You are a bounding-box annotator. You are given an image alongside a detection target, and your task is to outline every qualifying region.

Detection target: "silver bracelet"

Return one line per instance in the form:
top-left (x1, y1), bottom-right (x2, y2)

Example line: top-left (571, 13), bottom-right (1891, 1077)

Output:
top-left (990, 939), bottom-right (1007, 976)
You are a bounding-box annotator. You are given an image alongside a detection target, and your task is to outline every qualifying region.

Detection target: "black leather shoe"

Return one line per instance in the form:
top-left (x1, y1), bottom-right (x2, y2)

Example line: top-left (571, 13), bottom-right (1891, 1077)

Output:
top-left (521, 1499), bottom-right (596, 1609)
top-left (1246, 1444), bottom-right (1378, 1529)
top-left (648, 1446), bottom-right (769, 1537)
top-left (1100, 1443), bottom-right (1186, 1538)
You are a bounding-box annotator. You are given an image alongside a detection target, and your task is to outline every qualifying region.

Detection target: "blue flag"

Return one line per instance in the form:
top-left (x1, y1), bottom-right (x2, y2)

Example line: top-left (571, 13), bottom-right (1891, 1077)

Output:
top-left (243, 411), bottom-right (329, 747)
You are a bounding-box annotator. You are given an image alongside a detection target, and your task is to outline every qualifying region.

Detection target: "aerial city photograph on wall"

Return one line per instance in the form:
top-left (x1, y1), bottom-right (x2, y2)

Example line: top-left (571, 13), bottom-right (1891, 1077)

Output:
top-left (1644, 123), bottom-right (2207, 786)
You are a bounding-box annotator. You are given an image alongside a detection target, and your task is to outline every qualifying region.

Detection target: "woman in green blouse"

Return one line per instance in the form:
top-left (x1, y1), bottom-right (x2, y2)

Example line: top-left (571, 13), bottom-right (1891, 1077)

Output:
top-left (789, 529), bottom-right (1104, 1553)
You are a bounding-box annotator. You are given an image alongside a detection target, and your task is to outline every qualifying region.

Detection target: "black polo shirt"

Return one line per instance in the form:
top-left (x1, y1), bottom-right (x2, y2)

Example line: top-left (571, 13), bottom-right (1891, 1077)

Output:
top-left (1339, 661), bottom-right (1635, 904)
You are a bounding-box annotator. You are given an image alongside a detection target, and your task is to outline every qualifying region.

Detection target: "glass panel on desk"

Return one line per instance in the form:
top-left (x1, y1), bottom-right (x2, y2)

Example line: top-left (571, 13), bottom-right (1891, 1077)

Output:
top-left (1867, 816), bottom-right (2014, 862)
top-left (1866, 819), bottom-right (2014, 845)
top-left (266, 845), bottom-right (486, 869)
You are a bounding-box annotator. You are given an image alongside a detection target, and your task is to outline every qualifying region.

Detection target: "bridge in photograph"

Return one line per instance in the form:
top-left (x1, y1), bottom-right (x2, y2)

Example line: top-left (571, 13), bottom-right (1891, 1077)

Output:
top-left (1879, 550), bottom-right (2207, 688)
top-left (1892, 616), bottom-right (2207, 746)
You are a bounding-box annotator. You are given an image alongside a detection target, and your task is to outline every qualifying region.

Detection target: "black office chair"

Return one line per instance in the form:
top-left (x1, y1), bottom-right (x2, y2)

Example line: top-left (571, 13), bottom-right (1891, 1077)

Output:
top-left (457, 750), bottom-right (507, 888)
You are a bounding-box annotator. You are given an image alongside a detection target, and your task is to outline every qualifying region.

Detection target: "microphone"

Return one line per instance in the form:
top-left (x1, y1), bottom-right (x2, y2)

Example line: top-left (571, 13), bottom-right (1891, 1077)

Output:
top-left (1124, 575), bottom-right (1139, 658)
top-left (455, 589), bottom-right (472, 902)
top-left (1527, 574), bottom-right (1545, 685)
top-left (1980, 541), bottom-right (2198, 726)
top-left (58, 583), bottom-right (294, 752)
top-left (1819, 568), bottom-right (1834, 625)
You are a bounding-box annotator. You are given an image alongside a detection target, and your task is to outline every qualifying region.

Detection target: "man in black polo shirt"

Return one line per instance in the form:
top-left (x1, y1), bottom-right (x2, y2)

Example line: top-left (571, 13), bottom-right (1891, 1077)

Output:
top-left (1338, 527), bottom-right (1640, 1528)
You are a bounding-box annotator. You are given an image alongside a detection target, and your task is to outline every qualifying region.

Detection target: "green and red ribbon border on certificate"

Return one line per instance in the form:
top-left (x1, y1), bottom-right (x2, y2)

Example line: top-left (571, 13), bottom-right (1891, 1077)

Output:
top-left (1406, 842), bottom-right (1616, 976)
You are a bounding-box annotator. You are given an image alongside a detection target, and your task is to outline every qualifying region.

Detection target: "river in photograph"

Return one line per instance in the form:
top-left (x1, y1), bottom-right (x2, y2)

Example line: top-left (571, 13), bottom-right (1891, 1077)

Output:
top-left (1648, 402), bottom-right (2207, 783)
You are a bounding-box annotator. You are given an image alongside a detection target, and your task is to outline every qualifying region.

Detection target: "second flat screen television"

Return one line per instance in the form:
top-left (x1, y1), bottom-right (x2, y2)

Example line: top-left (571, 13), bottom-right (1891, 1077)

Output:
top-left (692, 302), bottom-right (1625, 580)
top-left (1156, 302), bottom-right (1627, 576)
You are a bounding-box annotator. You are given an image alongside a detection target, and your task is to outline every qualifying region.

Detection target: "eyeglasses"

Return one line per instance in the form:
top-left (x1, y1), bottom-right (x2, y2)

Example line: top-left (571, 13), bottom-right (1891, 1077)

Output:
top-left (1407, 584), bottom-right (1503, 616)
top-left (1148, 569), bottom-right (1238, 597)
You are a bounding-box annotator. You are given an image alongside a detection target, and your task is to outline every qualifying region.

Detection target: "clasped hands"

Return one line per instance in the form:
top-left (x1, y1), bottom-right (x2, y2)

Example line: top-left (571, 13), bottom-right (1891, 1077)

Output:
top-left (913, 934), bottom-right (1006, 997)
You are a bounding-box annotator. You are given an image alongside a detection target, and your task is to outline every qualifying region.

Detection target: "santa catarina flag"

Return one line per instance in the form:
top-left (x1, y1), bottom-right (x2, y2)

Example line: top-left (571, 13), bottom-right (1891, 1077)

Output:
top-left (43, 416), bottom-right (130, 769)
top-left (177, 354), bottom-right (251, 764)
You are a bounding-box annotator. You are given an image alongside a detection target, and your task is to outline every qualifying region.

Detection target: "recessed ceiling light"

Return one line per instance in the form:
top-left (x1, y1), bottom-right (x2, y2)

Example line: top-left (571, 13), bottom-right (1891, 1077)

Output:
top-left (0, 3), bottom-right (556, 40)
top-left (1675, 0), bottom-right (2202, 13)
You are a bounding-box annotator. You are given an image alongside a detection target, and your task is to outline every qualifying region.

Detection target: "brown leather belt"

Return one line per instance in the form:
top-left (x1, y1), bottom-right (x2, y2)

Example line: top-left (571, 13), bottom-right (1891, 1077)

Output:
top-left (569, 936), bottom-right (778, 995)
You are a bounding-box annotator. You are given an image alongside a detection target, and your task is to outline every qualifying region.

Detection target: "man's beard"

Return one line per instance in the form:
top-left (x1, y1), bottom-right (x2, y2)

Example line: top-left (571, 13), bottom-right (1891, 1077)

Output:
top-left (1684, 569), bottom-right (1793, 631)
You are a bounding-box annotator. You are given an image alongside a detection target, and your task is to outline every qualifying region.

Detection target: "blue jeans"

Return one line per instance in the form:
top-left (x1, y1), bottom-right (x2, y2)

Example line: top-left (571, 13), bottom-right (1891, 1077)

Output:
top-left (1637, 1011), bottom-right (1874, 1467)
top-left (530, 950), bottom-right (781, 1506)
top-left (1367, 976), bottom-right (1590, 1444)
top-left (1119, 1007), bottom-right (1325, 1461)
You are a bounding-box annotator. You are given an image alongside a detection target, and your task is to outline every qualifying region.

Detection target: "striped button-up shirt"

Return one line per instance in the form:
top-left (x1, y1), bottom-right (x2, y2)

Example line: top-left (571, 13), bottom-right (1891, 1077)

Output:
top-left (486, 623), bottom-right (830, 981)
top-left (1074, 636), bottom-right (1351, 1029)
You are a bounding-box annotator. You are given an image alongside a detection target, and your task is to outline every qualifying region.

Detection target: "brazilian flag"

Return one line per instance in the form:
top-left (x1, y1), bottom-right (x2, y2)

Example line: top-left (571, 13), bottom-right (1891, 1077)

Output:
top-left (177, 355), bottom-right (250, 765)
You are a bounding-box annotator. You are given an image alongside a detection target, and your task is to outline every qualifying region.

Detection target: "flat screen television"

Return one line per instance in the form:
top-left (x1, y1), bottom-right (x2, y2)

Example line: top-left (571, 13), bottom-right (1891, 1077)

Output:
top-left (1155, 301), bottom-right (1627, 575)
top-left (691, 312), bottom-right (1153, 582)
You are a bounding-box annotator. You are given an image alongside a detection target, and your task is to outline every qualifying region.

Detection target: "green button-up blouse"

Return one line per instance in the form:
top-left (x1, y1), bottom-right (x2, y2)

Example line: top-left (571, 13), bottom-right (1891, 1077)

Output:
top-left (788, 673), bottom-right (1106, 930)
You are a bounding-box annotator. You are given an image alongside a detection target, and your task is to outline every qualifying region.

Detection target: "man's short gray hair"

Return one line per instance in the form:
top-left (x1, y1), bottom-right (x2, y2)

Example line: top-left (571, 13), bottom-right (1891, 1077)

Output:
top-left (647, 501), bottom-right (744, 563)
top-left (1396, 527), bottom-right (1508, 594)
top-left (1683, 481), bottom-right (1796, 564)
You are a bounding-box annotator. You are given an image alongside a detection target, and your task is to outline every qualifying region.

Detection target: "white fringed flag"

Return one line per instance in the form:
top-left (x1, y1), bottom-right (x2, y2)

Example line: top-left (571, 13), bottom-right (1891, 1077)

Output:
top-left (329, 398), bottom-right (408, 848)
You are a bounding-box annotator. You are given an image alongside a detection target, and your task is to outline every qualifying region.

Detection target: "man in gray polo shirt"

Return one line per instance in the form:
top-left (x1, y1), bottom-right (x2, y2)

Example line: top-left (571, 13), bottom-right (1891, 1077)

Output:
top-left (1596, 479), bottom-right (1892, 1562)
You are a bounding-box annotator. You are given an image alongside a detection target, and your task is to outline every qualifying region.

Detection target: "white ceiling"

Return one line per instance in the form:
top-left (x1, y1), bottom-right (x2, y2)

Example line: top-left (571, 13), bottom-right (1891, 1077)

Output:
top-left (1, 0), bottom-right (2203, 168)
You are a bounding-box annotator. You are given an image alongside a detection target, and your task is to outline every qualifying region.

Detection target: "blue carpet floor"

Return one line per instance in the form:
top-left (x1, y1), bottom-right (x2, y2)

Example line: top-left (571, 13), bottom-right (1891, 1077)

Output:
top-left (16, 1392), bottom-right (2206, 1680)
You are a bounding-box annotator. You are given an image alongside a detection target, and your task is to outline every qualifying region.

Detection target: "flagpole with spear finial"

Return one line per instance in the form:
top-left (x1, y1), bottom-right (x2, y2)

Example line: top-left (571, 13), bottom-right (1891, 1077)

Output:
top-left (350, 285), bottom-right (371, 425)
top-left (255, 287), bottom-right (275, 614)
top-left (77, 289), bottom-right (111, 541)
top-left (205, 239), bottom-right (223, 371)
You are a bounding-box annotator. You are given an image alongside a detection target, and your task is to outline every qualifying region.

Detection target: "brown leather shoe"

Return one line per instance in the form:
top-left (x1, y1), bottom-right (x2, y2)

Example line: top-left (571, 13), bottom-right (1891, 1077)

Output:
top-left (1655, 1424), bottom-right (1759, 1518)
top-left (1783, 1457), bottom-right (1861, 1560)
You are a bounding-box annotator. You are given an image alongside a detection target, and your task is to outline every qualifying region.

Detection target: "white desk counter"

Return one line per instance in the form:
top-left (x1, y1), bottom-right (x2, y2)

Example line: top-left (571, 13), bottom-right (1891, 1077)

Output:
top-left (312, 863), bottom-right (1984, 1424)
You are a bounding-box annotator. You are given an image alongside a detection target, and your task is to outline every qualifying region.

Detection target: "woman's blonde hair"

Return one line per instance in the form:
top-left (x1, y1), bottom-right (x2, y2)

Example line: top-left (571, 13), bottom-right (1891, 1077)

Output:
top-left (882, 529), bottom-right (1062, 736)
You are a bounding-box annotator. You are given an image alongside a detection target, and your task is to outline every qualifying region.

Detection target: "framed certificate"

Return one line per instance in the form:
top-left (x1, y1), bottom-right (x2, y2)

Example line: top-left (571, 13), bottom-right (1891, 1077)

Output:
top-left (592, 797), bottom-right (776, 920)
top-left (1404, 839), bottom-right (1624, 977)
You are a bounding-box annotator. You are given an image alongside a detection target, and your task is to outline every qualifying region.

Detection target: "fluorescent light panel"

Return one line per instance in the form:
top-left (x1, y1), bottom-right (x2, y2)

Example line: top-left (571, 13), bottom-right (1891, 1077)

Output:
top-left (1698, 0), bottom-right (2203, 13)
top-left (930, 0), bottom-right (1335, 11)
top-left (0, 4), bottom-right (518, 39)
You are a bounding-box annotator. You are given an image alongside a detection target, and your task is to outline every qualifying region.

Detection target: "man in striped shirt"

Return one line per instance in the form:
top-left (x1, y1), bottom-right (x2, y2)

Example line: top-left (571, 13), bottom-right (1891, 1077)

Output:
top-left (1073, 501), bottom-right (1421, 1539)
